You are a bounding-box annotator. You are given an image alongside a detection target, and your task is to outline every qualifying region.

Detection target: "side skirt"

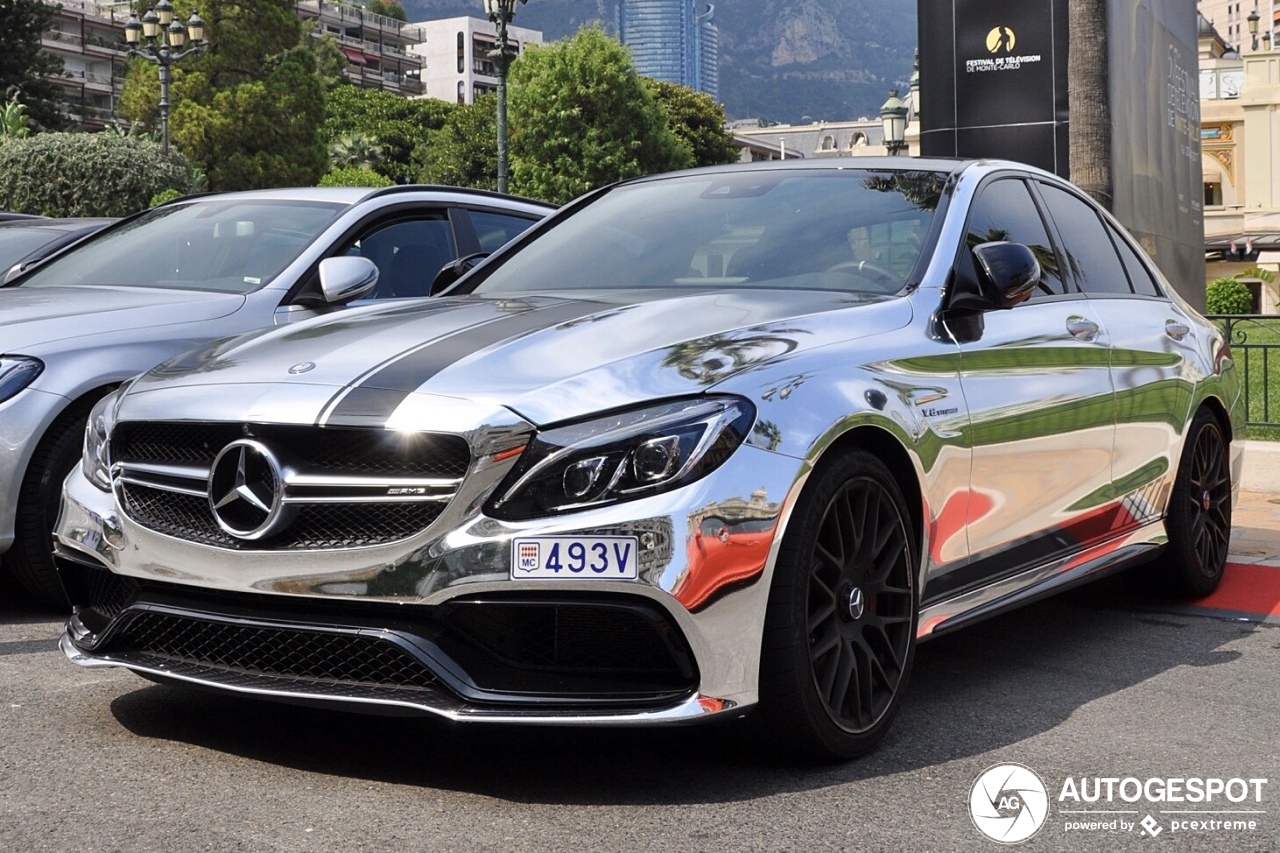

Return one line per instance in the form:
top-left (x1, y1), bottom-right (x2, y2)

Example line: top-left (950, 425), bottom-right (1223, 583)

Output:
top-left (916, 521), bottom-right (1166, 640)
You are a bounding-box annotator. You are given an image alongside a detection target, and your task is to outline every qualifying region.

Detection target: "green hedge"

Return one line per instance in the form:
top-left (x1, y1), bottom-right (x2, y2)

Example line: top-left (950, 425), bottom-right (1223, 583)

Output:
top-left (1205, 277), bottom-right (1254, 315)
top-left (0, 132), bottom-right (197, 217)
top-left (317, 166), bottom-right (394, 188)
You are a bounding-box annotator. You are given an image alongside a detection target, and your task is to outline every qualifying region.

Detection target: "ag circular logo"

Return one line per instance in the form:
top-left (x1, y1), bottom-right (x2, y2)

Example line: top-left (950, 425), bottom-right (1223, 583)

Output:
top-left (986, 26), bottom-right (1016, 54)
top-left (208, 439), bottom-right (287, 540)
top-left (970, 763), bottom-right (1050, 844)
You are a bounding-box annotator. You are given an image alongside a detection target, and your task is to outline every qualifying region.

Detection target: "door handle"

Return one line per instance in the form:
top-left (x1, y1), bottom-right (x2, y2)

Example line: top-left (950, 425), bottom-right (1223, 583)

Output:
top-left (1066, 316), bottom-right (1099, 341)
top-left (1165, 320), bottom-right (1191, 341)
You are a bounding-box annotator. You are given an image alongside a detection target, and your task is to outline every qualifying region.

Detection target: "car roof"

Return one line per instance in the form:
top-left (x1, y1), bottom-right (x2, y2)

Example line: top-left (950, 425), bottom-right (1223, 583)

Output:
top-left (0, 217), bottom-right (117, 231)
top-left (160, 185), bottom-right (556, 212)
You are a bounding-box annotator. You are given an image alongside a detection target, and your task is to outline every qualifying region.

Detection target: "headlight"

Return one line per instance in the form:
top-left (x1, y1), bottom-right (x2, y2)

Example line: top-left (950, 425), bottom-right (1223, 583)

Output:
top-left (0, 356), bottom-right (43, 405)
top-left (83, 384), bottom-right (130, 491)
top-left (488, 396), bottom-right (755, 520)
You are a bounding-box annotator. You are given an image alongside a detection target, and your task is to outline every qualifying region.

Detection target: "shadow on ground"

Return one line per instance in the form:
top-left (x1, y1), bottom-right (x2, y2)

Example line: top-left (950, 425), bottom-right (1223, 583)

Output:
top-left (102, 580), bottom-right (1260, 806)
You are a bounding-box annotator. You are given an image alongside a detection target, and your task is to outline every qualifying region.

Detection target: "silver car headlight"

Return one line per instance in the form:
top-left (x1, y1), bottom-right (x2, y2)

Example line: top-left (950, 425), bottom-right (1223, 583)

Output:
top-left (83, 384), bottom-right (130, 491)
top-left (0, 356), bottom-right (43, 405)
top-left (488, 396), bottom-right (756, 520)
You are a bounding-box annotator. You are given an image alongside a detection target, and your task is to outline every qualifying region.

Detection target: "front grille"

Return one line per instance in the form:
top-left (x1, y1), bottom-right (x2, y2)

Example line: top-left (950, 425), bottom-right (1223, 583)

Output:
top-left (121, 483), bottom-right (446, 550)
top-left (112, 422), bottom-right (471, 478)
top-left (110, 422), bottom-right (470, 551)
top-left (113, 610), bottom-right (440, 692)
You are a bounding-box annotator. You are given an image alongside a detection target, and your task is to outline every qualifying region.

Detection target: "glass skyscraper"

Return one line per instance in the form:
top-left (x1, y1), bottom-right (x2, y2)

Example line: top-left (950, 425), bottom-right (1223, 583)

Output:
top-left (619, 0), bottom-right (720, 98)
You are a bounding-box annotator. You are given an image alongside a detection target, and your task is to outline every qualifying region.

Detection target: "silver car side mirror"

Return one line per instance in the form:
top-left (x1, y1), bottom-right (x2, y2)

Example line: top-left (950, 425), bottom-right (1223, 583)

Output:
top-left (318, 256), bottom-right (379, 304)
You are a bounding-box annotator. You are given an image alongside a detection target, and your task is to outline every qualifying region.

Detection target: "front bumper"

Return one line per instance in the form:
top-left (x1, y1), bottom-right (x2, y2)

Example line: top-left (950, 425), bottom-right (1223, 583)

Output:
top-left (55, 442), bottom-right (805, 723)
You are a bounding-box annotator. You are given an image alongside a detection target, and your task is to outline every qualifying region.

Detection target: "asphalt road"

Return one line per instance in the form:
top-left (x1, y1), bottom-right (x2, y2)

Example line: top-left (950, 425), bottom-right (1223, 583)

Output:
top-left (1, 581), bottom-right (1277, 853)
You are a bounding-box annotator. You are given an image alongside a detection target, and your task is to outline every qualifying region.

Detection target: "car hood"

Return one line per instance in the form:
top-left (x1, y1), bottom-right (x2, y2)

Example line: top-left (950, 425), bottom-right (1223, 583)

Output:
top-left (126, 289), bottom-right (913, 427)
top-left (0, 285), bottom-right (245, 352)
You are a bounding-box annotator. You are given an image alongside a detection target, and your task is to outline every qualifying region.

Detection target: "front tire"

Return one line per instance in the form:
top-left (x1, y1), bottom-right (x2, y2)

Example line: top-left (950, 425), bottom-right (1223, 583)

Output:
top-left (8, 402), bottom-right (93, 607)
top-left (1157, 408), bottom-right (1233, 598)
top-left (754, 450), bottom-right (918, 761)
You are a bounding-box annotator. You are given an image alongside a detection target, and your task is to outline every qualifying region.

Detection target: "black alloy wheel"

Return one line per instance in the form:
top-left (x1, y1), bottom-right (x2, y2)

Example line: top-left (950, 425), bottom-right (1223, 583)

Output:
top-left (1159, 408), bottom-right (1233, 598)
top-left (754, 450), bottom-right (917, 761)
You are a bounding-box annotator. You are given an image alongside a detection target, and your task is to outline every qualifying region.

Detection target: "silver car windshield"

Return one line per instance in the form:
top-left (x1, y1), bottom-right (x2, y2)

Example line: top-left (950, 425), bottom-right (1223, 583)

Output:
top-left (18, 199), bottom-right (346, 293)
top-left (472, 169), bottom-right (947, 296)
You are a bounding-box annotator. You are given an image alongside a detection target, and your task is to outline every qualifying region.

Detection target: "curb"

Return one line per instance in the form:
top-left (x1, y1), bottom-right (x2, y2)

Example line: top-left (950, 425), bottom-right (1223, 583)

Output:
top-left (1241, 439), bottom-right (1280, 493)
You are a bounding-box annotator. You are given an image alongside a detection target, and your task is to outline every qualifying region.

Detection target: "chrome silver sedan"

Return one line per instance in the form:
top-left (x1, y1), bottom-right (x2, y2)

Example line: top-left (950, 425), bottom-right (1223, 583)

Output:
top-left (54, 160), bottom-right (1242, 761)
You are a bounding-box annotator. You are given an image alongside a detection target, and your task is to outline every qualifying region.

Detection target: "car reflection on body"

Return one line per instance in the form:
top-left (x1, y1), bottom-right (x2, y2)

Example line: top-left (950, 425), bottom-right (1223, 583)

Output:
top-left (0, 186), bottom-right (551, 604)
top-left (54, 159), bottom-right (1241, 760)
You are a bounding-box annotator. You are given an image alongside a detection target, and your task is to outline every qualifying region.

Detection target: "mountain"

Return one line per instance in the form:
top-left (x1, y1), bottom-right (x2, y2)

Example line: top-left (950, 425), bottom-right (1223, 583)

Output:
top-left (400, 0), bottom-right (917, 124)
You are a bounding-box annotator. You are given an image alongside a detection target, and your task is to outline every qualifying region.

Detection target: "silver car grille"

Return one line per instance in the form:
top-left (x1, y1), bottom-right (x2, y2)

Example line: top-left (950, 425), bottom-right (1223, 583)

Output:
top-left (110, 422), bottom-right (471, 550)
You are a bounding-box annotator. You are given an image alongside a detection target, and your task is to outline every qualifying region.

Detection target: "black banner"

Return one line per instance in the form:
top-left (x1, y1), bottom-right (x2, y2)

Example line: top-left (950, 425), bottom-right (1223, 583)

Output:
top-left (918, 0), bottom-right (1069, 174)
top-left (1107, 2), bottom-right (1204, 306)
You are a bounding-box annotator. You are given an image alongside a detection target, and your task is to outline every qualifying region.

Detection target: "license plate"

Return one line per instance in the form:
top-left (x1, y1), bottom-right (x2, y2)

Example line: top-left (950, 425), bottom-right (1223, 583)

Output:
top-left (510, 536), bottom-right (639, 579)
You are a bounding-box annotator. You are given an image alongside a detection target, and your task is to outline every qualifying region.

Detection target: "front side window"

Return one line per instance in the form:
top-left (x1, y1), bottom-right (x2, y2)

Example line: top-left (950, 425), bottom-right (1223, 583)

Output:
top-left (959, 178), bottom-right (1066, 298)
top-left (1037, 184), bottom-right (1131, 296)
top-left (19, 200), bottom-right (346, 294)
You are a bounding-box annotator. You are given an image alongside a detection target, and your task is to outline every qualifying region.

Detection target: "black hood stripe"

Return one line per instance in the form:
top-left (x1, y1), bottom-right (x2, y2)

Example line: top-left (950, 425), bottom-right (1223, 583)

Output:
top-left (322, 299), bottom-right (604, 427)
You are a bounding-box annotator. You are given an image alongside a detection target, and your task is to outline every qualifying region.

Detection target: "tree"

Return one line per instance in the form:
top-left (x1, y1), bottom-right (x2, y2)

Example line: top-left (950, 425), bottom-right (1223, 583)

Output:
top-left (322, 84), bottom-right (456, 184)
top-left (413, 96), bottom-right (498, 191)
top-left (120, 0), bottom-right (328, 190)
top-left (368, 0), bottom-right (407, 22)
top-left (328, 132), bottom-right (383, 170)
top-left (645, 80), bottom-right (737, 168)
top-left (1, 93), bottom-right (32, 139)
top-left (1068, 0), bottom-right (1111, 209)
top-left (0, 0), bottom-right (67, 131)
top-left (508, 26), bottom-right (692, 204)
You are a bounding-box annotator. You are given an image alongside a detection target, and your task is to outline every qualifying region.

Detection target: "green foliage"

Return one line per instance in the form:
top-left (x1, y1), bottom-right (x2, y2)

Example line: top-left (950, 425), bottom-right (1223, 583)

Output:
top-left (508, 26), bottom-right (693, 204)
top-left (1, 93), bottom-right (31, 138)
top-left (150, 188), bottom-right (185, 207)
top-left (322, 84), bottom-right (457, 185)
top-left (318, 166), bottom-right (394, 188)
top-left (645, 80), bottom-right (738, 167)
top-left (1236, 266), bottom-right (1276, 284)
top-left (1205, 277), bottom-right (1254, 315)
top-left (121, 0), bottom-right (327, 190)
top-left (0, 133), bottom-right (196, 217)
top-left (368, 0), bottom-right (408, 22)
top-left (312, 35), bottom-right (351, 90)
top-left (329, 132), bottom-right (383, 170)
top-left (413, 97), bottom-right (498, 191)
top-left (0, 1), bottom-right (67, 131)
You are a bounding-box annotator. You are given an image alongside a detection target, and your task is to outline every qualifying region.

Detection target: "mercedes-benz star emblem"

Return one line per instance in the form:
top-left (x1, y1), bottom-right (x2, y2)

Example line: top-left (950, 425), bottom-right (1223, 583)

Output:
top-left (208, 439), bottom-right (288, 540)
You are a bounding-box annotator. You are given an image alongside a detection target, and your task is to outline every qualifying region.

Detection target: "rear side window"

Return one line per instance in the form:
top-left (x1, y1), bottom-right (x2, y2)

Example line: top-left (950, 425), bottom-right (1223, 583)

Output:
top-left (1037, 184), bottom-right (1131, 295)
top-left (1107, 224), bottom-right (1163, 297)
top-left (961, 178), bottom-right (1066, 297)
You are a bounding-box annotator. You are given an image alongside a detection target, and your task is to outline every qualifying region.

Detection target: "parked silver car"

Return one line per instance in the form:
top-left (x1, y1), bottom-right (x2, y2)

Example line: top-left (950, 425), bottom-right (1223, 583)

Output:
top-left (54, 160), bottom-right (1241, 760)
top-left (0, 186), bottom-right (552, 603)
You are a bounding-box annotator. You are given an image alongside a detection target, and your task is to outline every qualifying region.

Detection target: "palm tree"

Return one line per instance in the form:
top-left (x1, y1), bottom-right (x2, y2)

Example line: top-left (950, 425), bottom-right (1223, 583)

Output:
top-left (1068, 1), bottom-right (1111, 210)
top-left (1, 92), bottom-right (31, 139)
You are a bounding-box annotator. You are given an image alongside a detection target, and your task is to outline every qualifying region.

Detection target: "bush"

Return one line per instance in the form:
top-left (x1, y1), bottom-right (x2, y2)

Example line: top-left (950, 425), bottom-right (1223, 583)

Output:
top-left (0, 132), bottom-right (196, 217)
top-left (1205, 277), bottom-right (1254, 315)
top-left (317, 166), bottom-right (394, 188)
top-left (149, 188), bottom-right (184, 207)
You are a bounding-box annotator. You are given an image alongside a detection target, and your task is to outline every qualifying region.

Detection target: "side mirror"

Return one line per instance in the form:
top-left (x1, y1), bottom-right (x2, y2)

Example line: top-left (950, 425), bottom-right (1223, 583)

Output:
top-left (318, 256), bottom-right (379, 304)
top-left (949, 241), bottom-right (1041, 311)
top-left (429, 252), bottom-right (488, 296)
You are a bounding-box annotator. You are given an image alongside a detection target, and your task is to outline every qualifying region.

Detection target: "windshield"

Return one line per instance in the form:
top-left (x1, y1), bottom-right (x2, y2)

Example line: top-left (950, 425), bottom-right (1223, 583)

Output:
top-left (470, 169), bottom-right (947, 297)
top-left (0, 226), bottom-right (71, 270)
top-left (18, 199), bottom-right (346, 293)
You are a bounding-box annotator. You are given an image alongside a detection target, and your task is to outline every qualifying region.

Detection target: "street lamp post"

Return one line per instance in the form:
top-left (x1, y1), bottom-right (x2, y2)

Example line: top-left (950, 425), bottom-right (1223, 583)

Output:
top-left (1248, 6), bottom-right (1260, 51)
top-left (124, 2), bottom-right (207, 156)
top-left (880, 89), bottom-right (908, 156)
top-left (483, 0), bottom-right (527, 194)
